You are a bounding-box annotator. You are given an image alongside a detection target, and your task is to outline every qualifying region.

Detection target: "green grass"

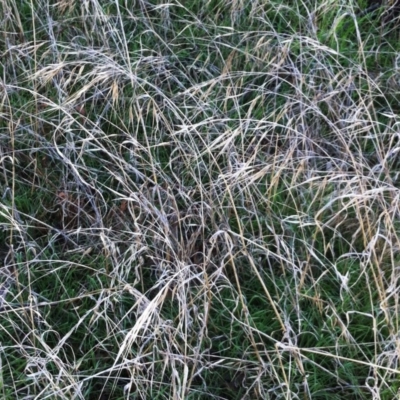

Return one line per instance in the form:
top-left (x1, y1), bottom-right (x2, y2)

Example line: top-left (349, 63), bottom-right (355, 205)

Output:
top-left (1, 0), bottom-right (400, 399)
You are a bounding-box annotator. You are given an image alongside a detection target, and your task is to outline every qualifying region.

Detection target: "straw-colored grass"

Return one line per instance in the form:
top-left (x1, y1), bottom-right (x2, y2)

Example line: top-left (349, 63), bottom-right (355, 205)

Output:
top-left (1, 0), bottom-right (400, 399)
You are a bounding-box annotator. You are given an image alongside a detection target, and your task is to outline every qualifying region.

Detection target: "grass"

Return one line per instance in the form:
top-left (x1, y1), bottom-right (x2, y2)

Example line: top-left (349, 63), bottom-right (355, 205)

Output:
top-left (1, 0), bottom-right (400, 398)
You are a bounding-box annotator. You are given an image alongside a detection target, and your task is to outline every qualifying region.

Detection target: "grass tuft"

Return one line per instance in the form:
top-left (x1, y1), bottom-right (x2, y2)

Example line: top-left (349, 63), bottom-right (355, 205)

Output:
top-left (1, 0), bottom-right (400, 398)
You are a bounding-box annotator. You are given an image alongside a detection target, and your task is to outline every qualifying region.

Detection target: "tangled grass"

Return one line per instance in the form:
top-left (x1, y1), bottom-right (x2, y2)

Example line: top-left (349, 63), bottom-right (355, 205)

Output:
top-left (1, 0), bottom-right (400, 399)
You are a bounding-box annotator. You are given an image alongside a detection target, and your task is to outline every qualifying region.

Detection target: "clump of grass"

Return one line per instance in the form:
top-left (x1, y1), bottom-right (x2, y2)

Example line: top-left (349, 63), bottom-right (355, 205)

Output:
top-left (1, 0), bottom-right (400, 399)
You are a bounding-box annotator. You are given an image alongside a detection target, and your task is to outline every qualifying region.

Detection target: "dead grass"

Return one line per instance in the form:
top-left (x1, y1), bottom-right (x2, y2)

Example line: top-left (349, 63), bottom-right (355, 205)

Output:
top-left (1, 0), bottom-right (400, 399)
